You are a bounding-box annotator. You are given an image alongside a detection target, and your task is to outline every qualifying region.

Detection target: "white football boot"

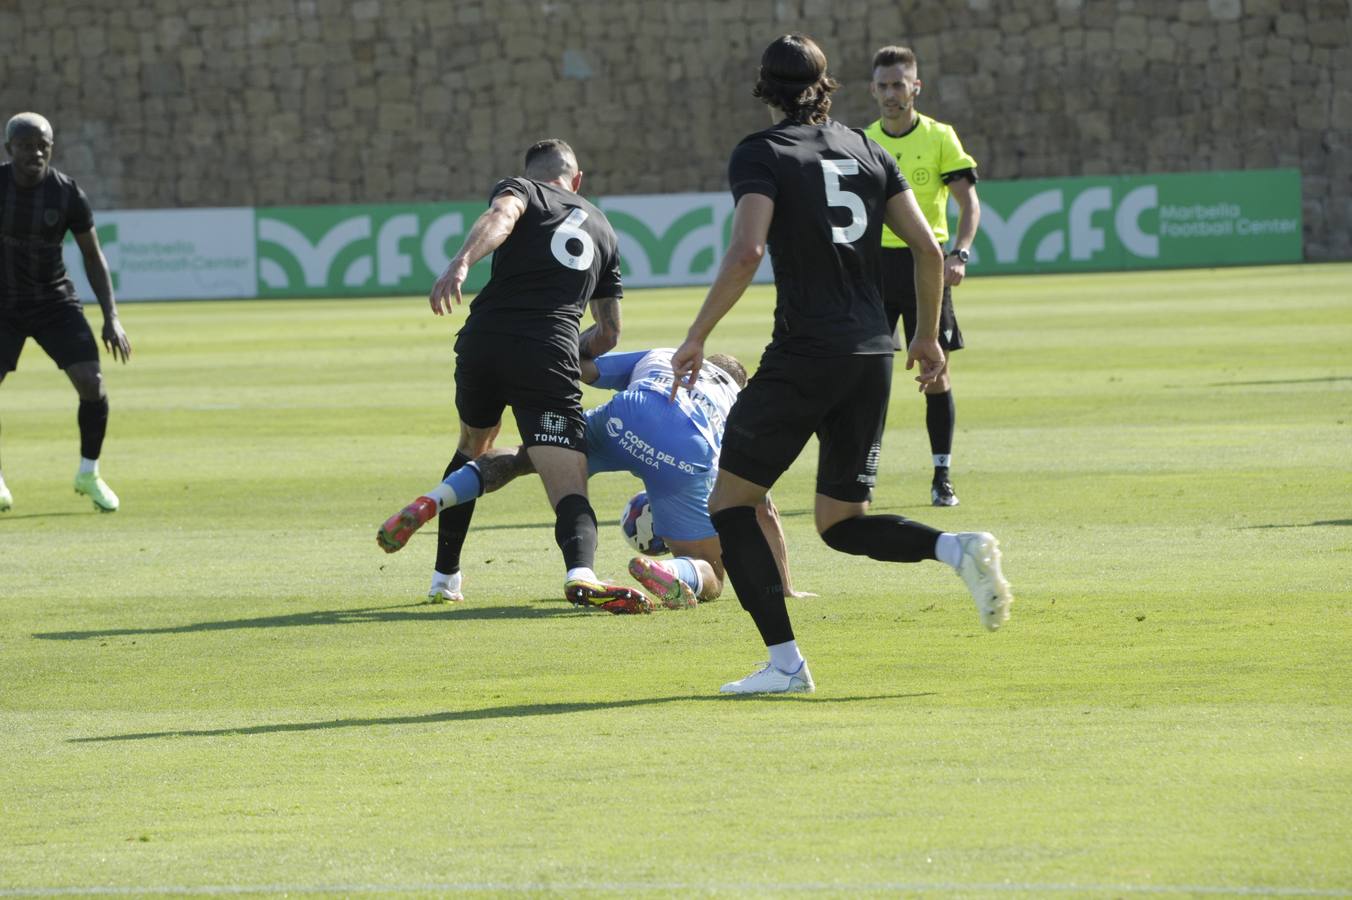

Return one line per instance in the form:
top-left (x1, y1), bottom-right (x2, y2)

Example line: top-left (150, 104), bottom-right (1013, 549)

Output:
top-left (954, 531), bottom-right (1013, 631)
top-left (720, 660), bottom-right (815, 695)
top-left (427, 571), bottom-right (464, 604)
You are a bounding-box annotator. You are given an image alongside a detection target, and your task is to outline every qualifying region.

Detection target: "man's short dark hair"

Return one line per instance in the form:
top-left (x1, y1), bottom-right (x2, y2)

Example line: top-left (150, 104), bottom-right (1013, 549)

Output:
top-left (752, 33), bottom-right (839, 126)
top-left (524, 139), bottom-right (578, 181)
top-left (871, 45), bottom-right (918, 73)
top-left (707, 353), bottom-right (747, 389)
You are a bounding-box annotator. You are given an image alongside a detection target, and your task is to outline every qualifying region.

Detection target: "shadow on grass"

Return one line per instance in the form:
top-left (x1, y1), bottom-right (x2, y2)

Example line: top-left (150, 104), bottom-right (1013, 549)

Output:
top-left (33, 601), bottom-right (582, 641)
top-left (1238, 519), bottom-right (1352, 529)
top-left (0, 510), bottom-right (98, 522)
top-left (1206, 375), bottom-right (1352, 387)
top-left (70, 692), bottom-right (939, 743)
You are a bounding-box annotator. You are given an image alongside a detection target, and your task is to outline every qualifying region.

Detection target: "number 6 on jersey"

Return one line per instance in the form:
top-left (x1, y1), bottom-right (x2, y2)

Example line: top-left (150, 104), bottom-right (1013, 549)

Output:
top-left (550, 208), bottom-right (596, 270)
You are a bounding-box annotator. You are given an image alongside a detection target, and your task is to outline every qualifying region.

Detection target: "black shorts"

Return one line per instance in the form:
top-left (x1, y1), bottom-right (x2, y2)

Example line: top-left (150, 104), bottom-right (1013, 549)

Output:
top-left (719, 351), bottom-right (892, 504)
top-left (453, 332), bottom-right (586, 451)
top-left (879, 247), bottom-right (964, 353)
top-left (0, 303), bottom-right (99, 375)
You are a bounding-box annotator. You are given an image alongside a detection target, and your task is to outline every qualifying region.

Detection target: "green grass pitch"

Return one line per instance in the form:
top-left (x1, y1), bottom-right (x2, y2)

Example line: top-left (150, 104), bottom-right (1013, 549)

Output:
top-left (1, 264), bottom-right (1349, 896)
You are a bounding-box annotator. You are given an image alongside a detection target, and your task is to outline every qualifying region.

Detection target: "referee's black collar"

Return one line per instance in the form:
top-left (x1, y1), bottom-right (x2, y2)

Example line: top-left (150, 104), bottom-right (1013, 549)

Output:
top-left (880, 117), bottom-right (921, 140)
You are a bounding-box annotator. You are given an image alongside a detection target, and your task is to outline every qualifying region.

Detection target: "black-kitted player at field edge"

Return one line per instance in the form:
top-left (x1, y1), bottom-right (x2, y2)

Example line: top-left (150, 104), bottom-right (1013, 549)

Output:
top-left (0, 112), bottom-right (131, 513)
top-left (379, 139), bottom-right (651, 613)
top-left (670, 34), bottom-right (1013, 694)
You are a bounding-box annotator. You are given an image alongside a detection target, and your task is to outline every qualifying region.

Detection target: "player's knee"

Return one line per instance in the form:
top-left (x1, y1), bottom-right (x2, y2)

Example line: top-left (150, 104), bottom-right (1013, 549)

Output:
top-left (820, 521), bottom-right (847, 553)
top-left (820, 518), bottom-right (866, 556)
top-left (69, 369), bottom-right (105, 401)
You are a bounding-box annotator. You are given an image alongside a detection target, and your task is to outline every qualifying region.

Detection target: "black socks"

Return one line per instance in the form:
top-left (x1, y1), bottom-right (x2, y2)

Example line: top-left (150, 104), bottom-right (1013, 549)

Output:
top-left (554, 493), bottom-right (598, 572)
top-left (926, 390), bottom-right (954, 476)
top-left (820, 514), bottom-right (940, 563)
top-left (77, 396), bottom-right (109, 460)
top-left (435, 451), bottom-right (477, 575)
top-left (711, 505), bottom-right (793, 646)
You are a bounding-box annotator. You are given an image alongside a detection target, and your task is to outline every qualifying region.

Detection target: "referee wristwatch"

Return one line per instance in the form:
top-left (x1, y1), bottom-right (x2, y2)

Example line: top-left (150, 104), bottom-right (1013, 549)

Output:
top-left (947, 248), bottom-right (970, 263)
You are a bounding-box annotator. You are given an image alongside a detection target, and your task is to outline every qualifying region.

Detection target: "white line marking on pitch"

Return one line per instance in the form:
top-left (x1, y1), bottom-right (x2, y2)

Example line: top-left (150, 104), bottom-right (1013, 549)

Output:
top-left (0, 883), bottom-right (1349, 897)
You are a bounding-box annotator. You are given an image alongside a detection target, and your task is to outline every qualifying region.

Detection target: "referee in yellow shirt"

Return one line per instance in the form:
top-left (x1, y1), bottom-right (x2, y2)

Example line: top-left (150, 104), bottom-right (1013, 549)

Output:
top-left (865, 45), bottom-right (980, 507)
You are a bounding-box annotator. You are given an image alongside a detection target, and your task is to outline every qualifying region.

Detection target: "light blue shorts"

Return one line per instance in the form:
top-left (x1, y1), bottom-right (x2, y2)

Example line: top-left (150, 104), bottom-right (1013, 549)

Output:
top-left (584, 389), bottom-right (718, 542)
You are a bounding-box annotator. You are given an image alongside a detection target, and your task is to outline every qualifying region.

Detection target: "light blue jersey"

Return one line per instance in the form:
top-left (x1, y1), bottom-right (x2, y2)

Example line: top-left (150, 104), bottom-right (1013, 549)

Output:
top-left (585, 349), bottom-right (741, 542)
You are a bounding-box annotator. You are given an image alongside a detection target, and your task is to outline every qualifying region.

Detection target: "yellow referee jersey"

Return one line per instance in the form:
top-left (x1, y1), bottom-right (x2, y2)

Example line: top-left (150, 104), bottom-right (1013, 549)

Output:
top-left (864, 114), bottom-right (977, 248)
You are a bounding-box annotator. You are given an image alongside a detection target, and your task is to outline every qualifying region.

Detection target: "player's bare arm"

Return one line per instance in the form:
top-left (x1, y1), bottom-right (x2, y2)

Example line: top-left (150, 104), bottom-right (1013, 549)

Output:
top-left (579, 295), bottom-right (621, 360)
top-left (883, 190), bottom-right (947, 390)
top-left (429, 193), bottom-right (526, 315)
top-left (73, 228), bottom-right (130, 363)
top-left (670, 193), bottom-right (774, 399)
top-left (757, 494), bottom-right (815, 598)
top-left (945, 178), bottom-right (980, 287)
top-left (472, 445), bottom-right (536, 494)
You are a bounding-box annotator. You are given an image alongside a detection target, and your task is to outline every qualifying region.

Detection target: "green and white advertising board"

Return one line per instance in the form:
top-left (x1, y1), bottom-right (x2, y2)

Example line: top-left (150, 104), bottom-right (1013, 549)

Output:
top-left (64, 169), bottom-right (1300, 301)
top-left (253, 202), bottom-right (487, 298)
top-left (962, 168), bottom-right (1302, 273)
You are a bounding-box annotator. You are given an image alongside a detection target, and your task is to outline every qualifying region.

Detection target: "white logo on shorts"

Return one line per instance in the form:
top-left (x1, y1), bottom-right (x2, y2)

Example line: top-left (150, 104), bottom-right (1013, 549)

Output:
top-left (606, 416), bottom-right (623, 437)
top-left (540, 412), bottom-right (568, 435)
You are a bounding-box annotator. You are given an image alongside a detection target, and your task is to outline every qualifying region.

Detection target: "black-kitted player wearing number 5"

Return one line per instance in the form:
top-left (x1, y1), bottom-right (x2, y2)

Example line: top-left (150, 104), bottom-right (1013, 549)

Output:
top-left (670, 35), bottom-right (1013, 694)
top-left (381, 139), bottom-right (650, 614)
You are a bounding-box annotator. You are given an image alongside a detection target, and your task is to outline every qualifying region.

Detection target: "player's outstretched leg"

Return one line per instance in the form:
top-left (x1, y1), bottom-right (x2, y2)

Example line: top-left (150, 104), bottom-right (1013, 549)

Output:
top-left (377, 496), bottom-right (438, 553)
top-left (953, 531), bottom-right (1013, 630)
top-left (628, 556), bottom-right (697, 610)
top-left (0, 477), bottom-right (11, 512)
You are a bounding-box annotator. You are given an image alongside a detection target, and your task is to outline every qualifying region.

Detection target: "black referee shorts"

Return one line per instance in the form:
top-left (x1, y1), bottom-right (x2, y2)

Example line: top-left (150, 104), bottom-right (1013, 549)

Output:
top-left (453, 332), bottom-right (587, 452)
top-left (0, 302), bottom-right (100, 375)
top-left (718, 351), bottom-right (892, 504)
top-left (879, 247), bottom-right (963, 353)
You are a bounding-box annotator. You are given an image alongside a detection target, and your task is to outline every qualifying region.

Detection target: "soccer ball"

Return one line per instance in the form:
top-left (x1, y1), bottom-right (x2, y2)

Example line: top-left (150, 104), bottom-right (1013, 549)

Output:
top-left (620, 491), bottom-right (668, 555)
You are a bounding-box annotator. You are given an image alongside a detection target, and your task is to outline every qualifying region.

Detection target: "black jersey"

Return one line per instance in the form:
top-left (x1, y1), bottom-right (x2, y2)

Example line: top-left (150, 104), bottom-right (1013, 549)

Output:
top-left (0, 163), bottom-right (94, 314)
top-left (728, 119), bottom-right (908, 357)
top-left (458, 177), bottom-right (623, 355)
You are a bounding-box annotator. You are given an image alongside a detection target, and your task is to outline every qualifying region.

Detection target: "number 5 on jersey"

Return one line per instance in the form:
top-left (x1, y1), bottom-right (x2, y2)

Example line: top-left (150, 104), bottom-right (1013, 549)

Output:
top-left (821, 159), bottom-right (866, 244)
top-left (551, 207), bottom-right (596, 270)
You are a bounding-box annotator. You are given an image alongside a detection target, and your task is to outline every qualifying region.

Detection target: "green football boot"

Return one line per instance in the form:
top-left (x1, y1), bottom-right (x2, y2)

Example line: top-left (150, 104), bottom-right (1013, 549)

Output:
top-left (74, 472), bottom-right (120, 512)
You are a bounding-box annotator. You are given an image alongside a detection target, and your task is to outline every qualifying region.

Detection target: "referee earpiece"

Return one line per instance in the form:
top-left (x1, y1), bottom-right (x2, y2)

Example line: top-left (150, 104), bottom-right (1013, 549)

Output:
top-left (913, 85), bottom-right (922, 97)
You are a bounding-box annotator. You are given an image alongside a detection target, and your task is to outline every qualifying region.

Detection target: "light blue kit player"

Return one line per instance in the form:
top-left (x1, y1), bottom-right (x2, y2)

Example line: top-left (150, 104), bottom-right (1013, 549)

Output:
top-left (583, 347), bottom-right (796, 609)
top-left (381, 348), bottom-right (801, 612)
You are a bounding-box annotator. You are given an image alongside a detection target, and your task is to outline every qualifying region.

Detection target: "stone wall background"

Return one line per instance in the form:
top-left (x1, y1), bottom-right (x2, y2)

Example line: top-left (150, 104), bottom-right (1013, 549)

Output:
top-left (2, 0), bottom-right (1348, 259)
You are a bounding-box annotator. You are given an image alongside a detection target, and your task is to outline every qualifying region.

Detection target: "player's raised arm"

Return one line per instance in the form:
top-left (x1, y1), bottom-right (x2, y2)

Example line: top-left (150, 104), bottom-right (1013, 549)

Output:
top-left (670, 193), bottom-right (774, 399)
top-left (429, 193), bottom-right (526, 315)
top-left (883, 189), bottom-right (947, 391)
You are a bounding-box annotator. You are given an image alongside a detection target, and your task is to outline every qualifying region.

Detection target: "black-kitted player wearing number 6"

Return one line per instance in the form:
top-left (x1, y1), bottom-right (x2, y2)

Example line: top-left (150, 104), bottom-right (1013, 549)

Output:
top-left (381, 139), bottom-right (650, 613)
top-left (669, 35), bottom-right (1013, 694)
